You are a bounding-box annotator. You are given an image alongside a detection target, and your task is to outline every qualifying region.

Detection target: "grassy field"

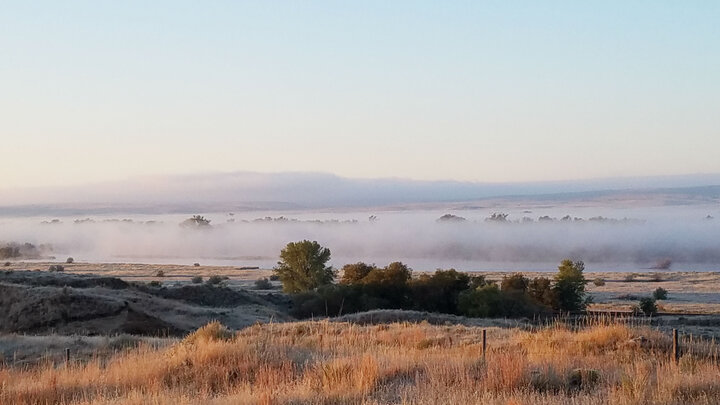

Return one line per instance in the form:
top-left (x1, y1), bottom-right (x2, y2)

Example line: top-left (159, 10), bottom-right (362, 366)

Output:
top-left (3, 320), bottom-right (720, 404)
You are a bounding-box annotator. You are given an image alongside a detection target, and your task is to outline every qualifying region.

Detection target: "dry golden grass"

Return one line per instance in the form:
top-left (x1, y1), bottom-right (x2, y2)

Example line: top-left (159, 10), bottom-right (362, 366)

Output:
top-left (3, 320), bottom-right (720, 404)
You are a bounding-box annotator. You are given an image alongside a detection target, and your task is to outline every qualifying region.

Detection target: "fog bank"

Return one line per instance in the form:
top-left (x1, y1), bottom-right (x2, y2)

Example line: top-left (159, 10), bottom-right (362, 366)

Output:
top-left (2, 205), bottom-right (719, 272)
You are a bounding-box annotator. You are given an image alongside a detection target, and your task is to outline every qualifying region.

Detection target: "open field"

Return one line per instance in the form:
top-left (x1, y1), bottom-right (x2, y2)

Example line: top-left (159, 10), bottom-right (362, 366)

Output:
top-left (4, 320), bottom-right (720, 404)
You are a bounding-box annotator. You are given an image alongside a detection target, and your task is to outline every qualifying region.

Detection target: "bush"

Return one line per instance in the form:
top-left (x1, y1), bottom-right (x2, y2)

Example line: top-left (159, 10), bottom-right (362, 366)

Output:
top-left (182, 321), bottom-right (233, 344)
top-left (191, 276), bottom-right (203, 284)
top-left (638, 297), bottom-right (658, 316)
top-left (66, 257), bottom-right (74, 264)
top-left (206, 275), bottom-right (224, 285)
top-left (254, 278), bottom-right (272, 289)
top-left (593, 278), bottom-right (606, 286)
top-left (48, 264), bottom-right (64, 272)
top-left (273, 240), bottom-right (334, 293)
top-left (653, 287), bottom-right (668, 300)
top-left (155, 270), bottom-right (165, 277)
top-left (193, 262), bottom-right (200, 267)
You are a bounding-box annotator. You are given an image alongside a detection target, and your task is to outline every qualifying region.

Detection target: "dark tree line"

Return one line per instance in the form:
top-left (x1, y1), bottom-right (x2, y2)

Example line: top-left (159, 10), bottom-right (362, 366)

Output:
top-left (273, 240), bottom-right (589, 319)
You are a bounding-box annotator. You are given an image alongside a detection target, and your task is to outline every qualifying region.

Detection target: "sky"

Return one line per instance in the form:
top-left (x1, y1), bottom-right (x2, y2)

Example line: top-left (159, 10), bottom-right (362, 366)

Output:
top-left (1, 1), bottom-right (719, 189)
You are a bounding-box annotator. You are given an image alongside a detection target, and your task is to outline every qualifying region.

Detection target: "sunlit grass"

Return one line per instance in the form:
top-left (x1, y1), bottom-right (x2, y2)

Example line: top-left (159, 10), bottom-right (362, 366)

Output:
top-left (2, 320), bottom-right (720, 404)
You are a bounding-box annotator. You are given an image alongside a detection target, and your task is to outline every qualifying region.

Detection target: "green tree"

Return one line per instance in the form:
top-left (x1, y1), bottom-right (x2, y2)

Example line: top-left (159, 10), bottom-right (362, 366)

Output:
top-left (458, 284), bottom-right (503, 317)
top-left (339, 262), bottom-right (376, 284)
top-left (500, 273), bottom-right (530, 293)
top-left (351, 262), bottom-right (413, 309)
top-left (652, 287), bottom-right (668, 300)
top-left (410, 269), bottom-right (471, 314)
top-left (638, 297), bottom-right (658, 316)
top-left (528, 277), bottom-right (556, 307)
top-left (273, 240), bottom-right (335, 293)
top-left (553, 259), bottom-right (589, 312)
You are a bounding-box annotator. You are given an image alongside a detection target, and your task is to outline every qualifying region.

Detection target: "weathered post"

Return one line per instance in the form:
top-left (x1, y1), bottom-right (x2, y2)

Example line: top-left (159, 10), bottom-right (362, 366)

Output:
top-left (65, 348), bottom-right (70, 367)
top-left (482, 329), bottom-right (487, 362)
top-left (673, 329), bottom-right (680, 364)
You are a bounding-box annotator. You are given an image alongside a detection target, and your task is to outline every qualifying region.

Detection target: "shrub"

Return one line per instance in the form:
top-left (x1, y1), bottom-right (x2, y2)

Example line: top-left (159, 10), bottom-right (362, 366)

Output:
top-left (593, 278), bottom-right (606, 286)
top-left (155, 270), bottom-right (165, 277)
top-left (206, 275), bottom-right (224, 285)
top-left (191, 276), bottom-right (203, 284)
top-left (193, 262), bottom-right (200, 267)
top-left (623, 274), bottom-right (636, 282)
top-left (182, 321), bottom-right (233, 345)
top-left (638, 297), bottom-right (658, 316)
top-left (274, 240), bottom-right (335, 293)
top-left (652, 287), bottom-right (668, 300)
top-left (48, 264), bottom-right (64, 272)
top-left (254, 278), bottom-right (272, 289)
top-left (66, 257), bottom-right (74, 264)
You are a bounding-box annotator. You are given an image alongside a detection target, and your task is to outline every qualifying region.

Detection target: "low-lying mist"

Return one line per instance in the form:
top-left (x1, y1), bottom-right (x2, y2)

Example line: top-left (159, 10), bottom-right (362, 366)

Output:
top-left (1, 206), bottom-right (719, 272)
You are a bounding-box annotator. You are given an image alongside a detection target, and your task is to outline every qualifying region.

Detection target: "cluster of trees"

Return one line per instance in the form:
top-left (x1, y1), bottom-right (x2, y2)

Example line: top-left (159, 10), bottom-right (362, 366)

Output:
top-left (435, 213), bottom-right (646, 225)
top-left (180, 215), bottom-right (212, 228)
top-left (273, 240), bottom-right (590, 319)
top-left (0, 242), bottom-right (44, 260)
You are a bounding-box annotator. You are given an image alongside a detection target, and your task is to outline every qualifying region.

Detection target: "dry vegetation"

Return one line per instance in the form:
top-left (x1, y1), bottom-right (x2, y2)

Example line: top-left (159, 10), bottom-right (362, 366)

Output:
top-left (3, 320), bottom-right (720, 404)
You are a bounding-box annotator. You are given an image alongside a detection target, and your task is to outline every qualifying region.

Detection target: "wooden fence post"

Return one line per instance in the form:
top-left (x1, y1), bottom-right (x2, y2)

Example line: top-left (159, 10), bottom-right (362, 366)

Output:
top-left (65, 348), bottom-right (70, 367)
top-left (673, 329), bottom-right (680, 364)
top-left (482, 329), bottom-right (487, 362)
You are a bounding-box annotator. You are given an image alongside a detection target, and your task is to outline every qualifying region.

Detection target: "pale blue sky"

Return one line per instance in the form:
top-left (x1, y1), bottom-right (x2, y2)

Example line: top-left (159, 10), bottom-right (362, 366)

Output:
top-left (1, 1), bottom-right (719, 188)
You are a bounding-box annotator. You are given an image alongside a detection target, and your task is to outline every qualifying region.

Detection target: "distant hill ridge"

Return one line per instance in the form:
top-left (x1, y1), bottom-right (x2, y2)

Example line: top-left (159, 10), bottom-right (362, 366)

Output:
top-left (1, 171), bottom-right (719, 215)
